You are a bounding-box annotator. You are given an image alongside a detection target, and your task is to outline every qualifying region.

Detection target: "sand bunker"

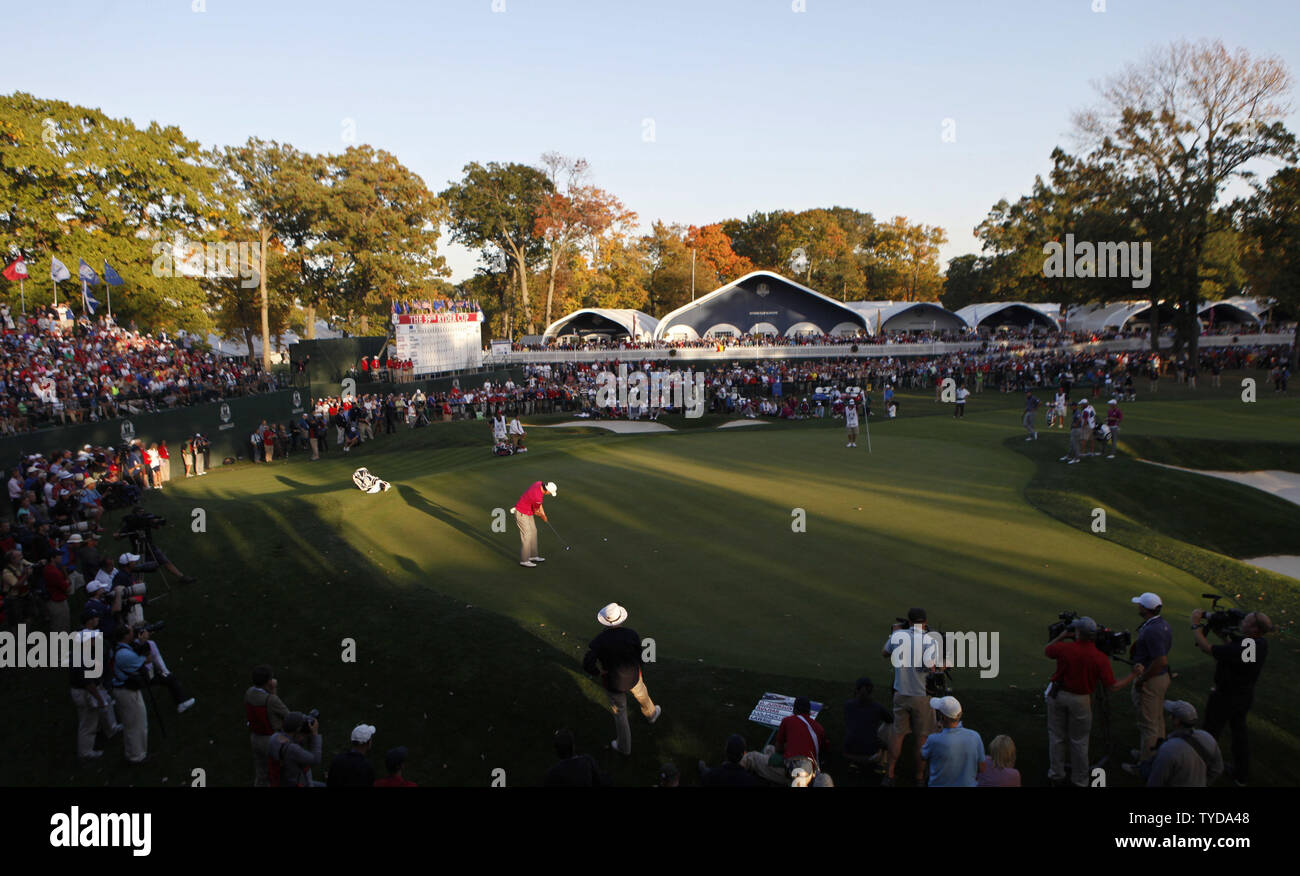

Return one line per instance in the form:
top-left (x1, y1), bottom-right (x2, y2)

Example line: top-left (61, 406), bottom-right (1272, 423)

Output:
top-left (530, 420), bottom-right (675, 433)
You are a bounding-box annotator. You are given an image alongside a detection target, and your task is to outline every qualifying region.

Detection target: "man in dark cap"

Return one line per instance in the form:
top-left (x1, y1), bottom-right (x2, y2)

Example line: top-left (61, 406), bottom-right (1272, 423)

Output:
top-left (843, 677), bottom-right (894, 773)
top-left (543, 729), bottom-right (610, 787)
top-left (699, 734), bottom-right (761, 787)
top-left (374, 746), bottom-right (417, 787)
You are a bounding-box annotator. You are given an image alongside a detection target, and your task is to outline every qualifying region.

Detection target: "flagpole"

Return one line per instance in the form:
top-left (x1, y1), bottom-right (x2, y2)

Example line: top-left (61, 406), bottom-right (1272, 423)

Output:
top-left (19, 279), bottom-right (24, 317)
top-left (53, 279), bottom-right (58, 308)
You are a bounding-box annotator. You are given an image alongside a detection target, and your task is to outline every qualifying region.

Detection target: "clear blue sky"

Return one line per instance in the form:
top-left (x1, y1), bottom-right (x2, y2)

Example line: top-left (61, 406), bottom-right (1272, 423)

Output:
top-left (4, 0), bottom-right (1298, 281)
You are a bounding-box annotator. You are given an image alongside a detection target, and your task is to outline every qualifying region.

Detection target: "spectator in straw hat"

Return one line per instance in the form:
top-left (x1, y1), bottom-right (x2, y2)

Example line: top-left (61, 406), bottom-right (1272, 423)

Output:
top-left (582, 602), bottom-right (661, 756)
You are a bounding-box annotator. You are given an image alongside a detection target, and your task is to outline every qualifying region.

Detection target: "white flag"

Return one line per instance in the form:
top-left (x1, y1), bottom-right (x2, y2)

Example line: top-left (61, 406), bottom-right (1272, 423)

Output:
top-left (50, 257), bottom-right (71, 282)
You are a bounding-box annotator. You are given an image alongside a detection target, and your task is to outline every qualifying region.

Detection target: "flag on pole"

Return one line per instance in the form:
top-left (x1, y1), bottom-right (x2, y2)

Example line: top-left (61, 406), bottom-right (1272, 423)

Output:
top-left (78, 260), bottom-right (101, 316)
top-left (2, 258), bottom-right (27, 281)
top-left (50, 257), bottom-right (71, 282)
top-left (103, 261), bottom-right (124, 286)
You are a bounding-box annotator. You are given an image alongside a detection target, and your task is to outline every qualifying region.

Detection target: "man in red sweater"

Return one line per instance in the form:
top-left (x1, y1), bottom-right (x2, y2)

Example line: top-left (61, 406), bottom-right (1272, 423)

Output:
top-left (374, 746), bottom-right (418, 787)
top-left (775, 696), bottom-right (828, 783)
top-left (512, 480), bottom-right (557, 568)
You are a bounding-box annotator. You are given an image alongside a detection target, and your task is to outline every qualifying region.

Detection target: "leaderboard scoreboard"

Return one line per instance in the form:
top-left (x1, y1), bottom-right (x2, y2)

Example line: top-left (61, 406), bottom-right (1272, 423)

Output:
top-left (392, 311), bottom-right (484, 374)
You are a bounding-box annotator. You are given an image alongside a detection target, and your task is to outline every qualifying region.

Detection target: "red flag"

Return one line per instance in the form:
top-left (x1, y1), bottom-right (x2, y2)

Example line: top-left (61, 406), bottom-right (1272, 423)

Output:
top-left (2, 258), bottom-right (28, 281)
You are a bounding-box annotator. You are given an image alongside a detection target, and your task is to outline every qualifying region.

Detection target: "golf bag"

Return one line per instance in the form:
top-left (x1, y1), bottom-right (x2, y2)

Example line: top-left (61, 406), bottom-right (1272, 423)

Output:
top-left (492, 442), bottom-right (515, 457)
top-left (352, 467), bottom-right (391, 493)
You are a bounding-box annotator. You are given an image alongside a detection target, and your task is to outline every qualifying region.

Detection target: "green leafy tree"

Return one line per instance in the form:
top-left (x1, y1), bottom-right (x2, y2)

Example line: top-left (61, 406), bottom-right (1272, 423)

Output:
top-left (0, 92), bottom-right (219, 332)
top-left (1071, 39), bottom-right (1296, 358)
top-left (441, 162), bottom-right (552, 334)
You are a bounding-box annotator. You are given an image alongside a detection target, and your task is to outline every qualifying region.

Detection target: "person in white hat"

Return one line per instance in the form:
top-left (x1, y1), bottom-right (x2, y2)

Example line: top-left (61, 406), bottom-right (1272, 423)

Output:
top-left (1122, 592), bottom-right (1172, 774)
top-left (327, 724), bottom-right (377, 787)
top-left (919, 695), bottom-right (985, 787)
top-left (582, 603), bottom-right (661, 755)
top-left (1105, 398), bottom-right (1123, 458)
top-left (511, 480), bottom-right (557, 568)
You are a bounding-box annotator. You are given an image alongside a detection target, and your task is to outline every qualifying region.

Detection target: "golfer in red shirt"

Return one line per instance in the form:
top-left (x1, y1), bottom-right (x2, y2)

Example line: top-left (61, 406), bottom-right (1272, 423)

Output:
top-left (513, 480), bottom-right (557, 568)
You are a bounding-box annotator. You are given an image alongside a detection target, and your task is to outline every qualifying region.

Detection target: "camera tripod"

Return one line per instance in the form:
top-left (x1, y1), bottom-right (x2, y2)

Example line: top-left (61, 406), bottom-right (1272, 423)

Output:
top-left (126, 530), bottom-right (173, 603)
top-left (1091, 655), bottom-right (1133, 773)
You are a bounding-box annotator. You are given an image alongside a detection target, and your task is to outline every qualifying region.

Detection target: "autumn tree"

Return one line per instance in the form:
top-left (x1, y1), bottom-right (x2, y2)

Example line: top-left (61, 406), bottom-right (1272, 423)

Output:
top-left (534, 152), bottom-right (636, 327)
top-left (685, 223), bottom-right (753, 284)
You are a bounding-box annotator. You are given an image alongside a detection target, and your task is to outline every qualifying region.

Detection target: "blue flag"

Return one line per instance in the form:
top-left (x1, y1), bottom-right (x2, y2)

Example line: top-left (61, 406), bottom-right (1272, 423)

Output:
top-left (78, 260), bottom-right (101, 286)
top-left (103, 261), bottom-right (124, 286)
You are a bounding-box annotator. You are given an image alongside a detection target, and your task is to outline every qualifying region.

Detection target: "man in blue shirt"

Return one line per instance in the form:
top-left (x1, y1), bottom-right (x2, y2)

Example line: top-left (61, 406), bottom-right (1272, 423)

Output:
top-left (920, 696), bottom-right (985, 787)
top-left (110, 625), bottom-right (150, 764)
top-left (1123, 592), bottom-right (1173, 774)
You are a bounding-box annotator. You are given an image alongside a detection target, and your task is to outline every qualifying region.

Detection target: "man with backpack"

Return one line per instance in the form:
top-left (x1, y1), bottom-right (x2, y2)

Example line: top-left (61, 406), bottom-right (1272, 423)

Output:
top-left (245, 665), bottom-right (290, 787)
top-left (1146, 701), bottom-right (1224, 787)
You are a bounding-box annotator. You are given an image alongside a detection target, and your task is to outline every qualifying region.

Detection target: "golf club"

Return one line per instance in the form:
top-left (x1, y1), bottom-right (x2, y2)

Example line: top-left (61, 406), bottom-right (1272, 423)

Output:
top-left (544, 518), bottom-right (571, 551)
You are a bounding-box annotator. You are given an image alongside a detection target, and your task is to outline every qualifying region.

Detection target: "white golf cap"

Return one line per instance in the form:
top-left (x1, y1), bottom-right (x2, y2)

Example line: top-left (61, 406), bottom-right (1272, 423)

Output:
top-left (1132, 592), bottom-right (1162, 610)
top-left (1108, 398), bottom-right (1118, 404)
top-left (597, 602), bottom-right (628, 627)
top-left (351, 724), bottom-right (377, 743)
top-left (545, 481), bottom-right (557, 496)
top-left (118, 552), bottom-right (141, 564)
top-left (930, 695), bottom-right (962, 719)
top-left (1165, 700), bottom-right (1197, 723)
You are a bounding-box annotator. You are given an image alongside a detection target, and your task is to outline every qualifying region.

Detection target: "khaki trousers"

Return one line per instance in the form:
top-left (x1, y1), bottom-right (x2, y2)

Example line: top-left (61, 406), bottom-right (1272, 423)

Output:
top-left (112, 687), bottom-right (148, 762)
top-left (1047, 689), bottom-right (1092, 786)
top-left (608, 674), bottom-right (656, 755)
top-left (1132, 672), bottom-right (1171, 762)
top-left (71, 688), bottom-right (118, 758)
top-left (515, 511), bottom-right (538, 562)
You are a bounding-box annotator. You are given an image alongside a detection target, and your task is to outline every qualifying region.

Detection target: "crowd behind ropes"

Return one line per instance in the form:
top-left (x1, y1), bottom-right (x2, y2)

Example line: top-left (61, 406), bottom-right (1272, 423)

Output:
top-left (506, 320), bottom-right (1282, 353)
top-left (506, 343), bottom-right (1292, 421)
top-left (0, 304), bottom-right (275, 435)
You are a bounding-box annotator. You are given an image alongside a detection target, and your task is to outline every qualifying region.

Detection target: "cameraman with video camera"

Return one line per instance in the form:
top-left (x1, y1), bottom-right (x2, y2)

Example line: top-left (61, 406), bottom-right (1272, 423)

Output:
top-left (1191, 601), bottom-right (1274, 786)
top-left (114, 506), bottom-right (197, 584)
top-left (1044, 616), bottom-right (1140, 787)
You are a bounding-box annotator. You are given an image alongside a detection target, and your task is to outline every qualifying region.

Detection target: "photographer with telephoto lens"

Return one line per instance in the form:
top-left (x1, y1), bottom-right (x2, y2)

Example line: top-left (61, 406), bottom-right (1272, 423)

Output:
top-left (1191, 598), bottom-right (1274, 786)
top-left (114, 505), bottom-right (197, 584)
top-left (245, 665), bottom-right (291, 787)
top-left (131, 622), bottom-right (195, 714)
top-left (109, 625), bottom-right (150, 764)
top-left (268, 711), bottom-right (324, 787)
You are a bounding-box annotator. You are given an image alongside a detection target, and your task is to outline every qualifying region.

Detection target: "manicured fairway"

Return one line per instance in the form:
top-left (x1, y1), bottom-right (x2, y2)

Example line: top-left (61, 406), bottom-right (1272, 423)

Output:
top-left (4, 371), bottom-right (1297, 787)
